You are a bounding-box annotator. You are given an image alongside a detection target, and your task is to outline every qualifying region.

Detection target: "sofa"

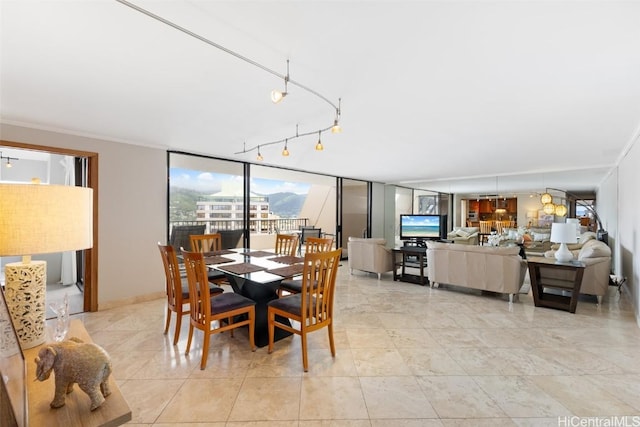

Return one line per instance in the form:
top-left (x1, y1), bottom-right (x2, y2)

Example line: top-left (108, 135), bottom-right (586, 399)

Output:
top-left (544, 236), bottom-right (611, 304)
top-left (446, 227), bottom-right (479, 245)
top-left (347, 237), bottom-right (394, 279)
top-left (427, 241), bottom-right (527, 302)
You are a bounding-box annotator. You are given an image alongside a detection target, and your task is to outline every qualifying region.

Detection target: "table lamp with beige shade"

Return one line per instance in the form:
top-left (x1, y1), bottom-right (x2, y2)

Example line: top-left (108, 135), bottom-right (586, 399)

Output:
top-left (0, 180), bottom-right (93, 349)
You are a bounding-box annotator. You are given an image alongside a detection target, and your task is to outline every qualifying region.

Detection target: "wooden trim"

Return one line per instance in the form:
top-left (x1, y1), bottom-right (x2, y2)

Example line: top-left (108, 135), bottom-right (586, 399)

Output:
top-left (1, 139), bottom-right (99, 312)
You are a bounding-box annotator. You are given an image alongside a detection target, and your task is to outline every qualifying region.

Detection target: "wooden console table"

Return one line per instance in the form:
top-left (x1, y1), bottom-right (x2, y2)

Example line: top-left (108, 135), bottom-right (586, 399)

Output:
top-left (527, 257), bottom-right (586, 313)
top-left (392, 246), bottom-right (428, 285)
top-left (24, 319), bottom-right (132, 427)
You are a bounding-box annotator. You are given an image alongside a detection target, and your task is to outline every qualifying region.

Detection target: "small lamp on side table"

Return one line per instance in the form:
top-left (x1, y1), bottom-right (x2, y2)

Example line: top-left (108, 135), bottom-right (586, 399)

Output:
top-left (0, 181), bottom-right (93, 349)
top-left (550, 222), bottom-right (577, 263)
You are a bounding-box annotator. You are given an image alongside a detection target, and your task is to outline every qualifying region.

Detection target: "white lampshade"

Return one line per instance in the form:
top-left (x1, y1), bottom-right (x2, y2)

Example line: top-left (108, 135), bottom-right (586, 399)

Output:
top-left (550, 222), bottom-right (577, 244)
top-left (0, 183), bottom-right (93, 256)
top-left (551, 222), bottom-right (577, 263)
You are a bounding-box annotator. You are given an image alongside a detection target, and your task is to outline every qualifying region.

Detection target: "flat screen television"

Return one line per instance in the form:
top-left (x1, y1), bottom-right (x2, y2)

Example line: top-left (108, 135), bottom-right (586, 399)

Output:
top-left (399, 214), bottom-right (446, 241)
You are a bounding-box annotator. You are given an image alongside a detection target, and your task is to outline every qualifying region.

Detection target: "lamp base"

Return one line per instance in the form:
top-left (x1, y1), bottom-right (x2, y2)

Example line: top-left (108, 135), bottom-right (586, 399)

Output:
top-left (554, 243), bottom-right (574, 263)
top-left (4, 260), bottom-right (47, 349)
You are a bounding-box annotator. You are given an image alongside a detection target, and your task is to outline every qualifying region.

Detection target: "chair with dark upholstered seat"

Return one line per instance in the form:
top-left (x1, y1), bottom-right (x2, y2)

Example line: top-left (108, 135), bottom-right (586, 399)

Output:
top-left (189, 233), bottom-right (228, 286)
top-left (278, 236), bottom-right (333, 297)
top-left (182, 250), bottom-right (256, 369)
top-left (298, 227), bottom-right (322, 255)
top-left (158, 243), bottom-right (223, 346)
top-left (267, 248), bottom-right (341, 372)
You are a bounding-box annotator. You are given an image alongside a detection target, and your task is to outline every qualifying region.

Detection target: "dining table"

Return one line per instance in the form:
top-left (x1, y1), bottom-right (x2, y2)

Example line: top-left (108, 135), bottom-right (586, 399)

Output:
top-left (205, 248), bottom-right (305, 347)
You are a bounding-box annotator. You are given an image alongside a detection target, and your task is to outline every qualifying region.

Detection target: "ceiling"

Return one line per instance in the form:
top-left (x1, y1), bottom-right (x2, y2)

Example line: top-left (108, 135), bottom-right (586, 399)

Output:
top-left (2, 1), bottom-right (639, 195)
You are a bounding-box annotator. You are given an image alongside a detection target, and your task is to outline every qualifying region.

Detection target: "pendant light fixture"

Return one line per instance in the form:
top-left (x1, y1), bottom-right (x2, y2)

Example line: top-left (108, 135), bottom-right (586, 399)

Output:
top-left (543, 203), bottom-right (556, 215)
top-left (554, 204), bottom-right (567, 217)
top-left (315, 131), bottom-right (324, 151)
top-left (540, 192), bottom-right (553, 205)
top-left (282, 139), bottom-right (290, 157)
top-left (256, 146), bottom-right (263, 161)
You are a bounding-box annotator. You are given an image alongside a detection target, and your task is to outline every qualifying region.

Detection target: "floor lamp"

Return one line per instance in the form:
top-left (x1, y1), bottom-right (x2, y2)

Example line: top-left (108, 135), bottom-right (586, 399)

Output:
top-left (0, 182), bottom-right (93, 349)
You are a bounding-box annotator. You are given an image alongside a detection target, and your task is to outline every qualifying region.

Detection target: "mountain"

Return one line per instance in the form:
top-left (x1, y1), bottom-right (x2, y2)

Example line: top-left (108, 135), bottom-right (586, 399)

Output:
top-left (265, 192), bottom-right (306, 218)
top-left (169, 188), bottom-right (306, 220)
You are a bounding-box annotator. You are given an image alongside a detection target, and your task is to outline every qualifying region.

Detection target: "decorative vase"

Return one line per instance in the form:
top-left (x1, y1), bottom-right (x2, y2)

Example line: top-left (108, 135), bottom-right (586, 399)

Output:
top-left (49, 294), bottom-right (70, 342)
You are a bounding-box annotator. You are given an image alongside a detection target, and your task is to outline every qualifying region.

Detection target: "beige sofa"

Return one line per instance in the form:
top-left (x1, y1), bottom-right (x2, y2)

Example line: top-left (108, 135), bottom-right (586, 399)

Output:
top-left (446, 227), bottom-right (479, 245)
top-left (544, 237), bottom-right (611, 304)
top-left (347, 237), bottom-right (394, 279)
top-left (427, 241), bottom-right (527, 302)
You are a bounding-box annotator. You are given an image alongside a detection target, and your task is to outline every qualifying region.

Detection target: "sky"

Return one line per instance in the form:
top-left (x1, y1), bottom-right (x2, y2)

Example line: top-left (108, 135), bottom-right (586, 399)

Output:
top-left (170, 168), bottom-right (310, 194)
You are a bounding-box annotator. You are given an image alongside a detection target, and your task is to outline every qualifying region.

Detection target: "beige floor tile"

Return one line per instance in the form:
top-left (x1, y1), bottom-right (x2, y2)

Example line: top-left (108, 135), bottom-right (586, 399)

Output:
top-left (397, 347), bottom-right (467, 376)
top-left (387, 328), bottom-right (442, 348)
top-left (228, 377), bottom-right (302, 421)
top-left (351, 347), bottom-right (413, 376)
top-left (446, 348), bottom-right (521, 376)
top-left (441, 419), bottom-right (516, 426)
top-left (530, 375), bottom-right (638, 416)
top-left (118, 378), bottom-right (186, 423)
top-left (346, 328), bottom-right (396, 348)
top-left (155, 378), bottom-right (243, 423)
top-left (300, 376), bottom-right (369, 420)
top-left (586, 374), bottom-right (640, 411)
top-left (360, 376), bottom-right (438, 419)
top-left (472, 375), bottom-right (571, 417)
top-left (416, 376), bottom-right (507, 418)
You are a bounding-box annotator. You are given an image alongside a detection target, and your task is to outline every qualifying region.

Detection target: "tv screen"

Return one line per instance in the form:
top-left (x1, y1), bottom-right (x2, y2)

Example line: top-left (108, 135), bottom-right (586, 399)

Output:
top-left (400, 214), bottom-right (443, 240)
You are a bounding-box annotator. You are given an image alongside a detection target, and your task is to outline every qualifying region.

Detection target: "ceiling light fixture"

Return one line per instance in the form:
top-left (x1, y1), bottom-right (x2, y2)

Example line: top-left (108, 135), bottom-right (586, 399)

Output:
top-left (271, 60), bottom-right (289, 103)
top-left (282, 140), bottom-right (290, 157)
top-left (0, 152), bottom-right (18, 168)
top-left (112, 1), bottom-right (343, 161)
top-left (554, 204), bottom-right (568, 217)
top-left (315, 131), bottom-right (323, 151)
top-left (540, 192), bottom-right (553, 205)
top-left (256, 146), bottom-right (263, 161)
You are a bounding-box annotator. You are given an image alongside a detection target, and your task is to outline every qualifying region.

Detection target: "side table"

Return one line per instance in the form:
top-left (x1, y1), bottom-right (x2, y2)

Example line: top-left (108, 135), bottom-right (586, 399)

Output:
top-left (392, 246), bottom-right (428, 286)
top-left (527, 257), bottom-right (586, 313)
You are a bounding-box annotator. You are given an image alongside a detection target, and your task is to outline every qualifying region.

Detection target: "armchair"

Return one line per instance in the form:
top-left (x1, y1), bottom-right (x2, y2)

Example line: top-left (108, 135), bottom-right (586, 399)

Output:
top-left (347, 237), bottom-right (394, 279)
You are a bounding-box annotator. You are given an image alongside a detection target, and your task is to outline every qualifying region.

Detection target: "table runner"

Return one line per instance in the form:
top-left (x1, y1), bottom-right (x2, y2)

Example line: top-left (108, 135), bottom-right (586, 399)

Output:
top-left (216, 262), bottom-right (266, 275)
top-left (268, 255), bottom-right (304, 265)
top-left (267, 264), bottom-right (304, 277)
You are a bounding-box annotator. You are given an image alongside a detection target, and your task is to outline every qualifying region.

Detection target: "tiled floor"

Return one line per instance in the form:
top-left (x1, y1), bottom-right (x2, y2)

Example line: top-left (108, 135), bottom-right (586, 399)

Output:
top-left (73, 266), bottom-right (640, 426)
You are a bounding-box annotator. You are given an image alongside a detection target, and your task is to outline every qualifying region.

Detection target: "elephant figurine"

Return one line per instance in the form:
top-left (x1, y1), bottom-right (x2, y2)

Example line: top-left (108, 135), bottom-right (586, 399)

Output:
top-left (35, 337), bottom-right (112, 411)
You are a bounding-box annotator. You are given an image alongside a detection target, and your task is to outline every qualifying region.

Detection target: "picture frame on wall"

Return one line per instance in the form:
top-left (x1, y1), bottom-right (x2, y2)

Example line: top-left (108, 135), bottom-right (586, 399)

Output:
top-left (0, 289), bottom-right (27, 427)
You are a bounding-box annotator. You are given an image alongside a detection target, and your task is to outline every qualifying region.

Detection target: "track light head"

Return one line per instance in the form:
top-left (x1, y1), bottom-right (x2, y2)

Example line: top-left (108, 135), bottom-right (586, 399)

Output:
top-left (315, 131), bottom-right (323, 151)
top-left (331, 119), bottom-right (342, 134)
top-left (270, 89), bottom-right (287, 103)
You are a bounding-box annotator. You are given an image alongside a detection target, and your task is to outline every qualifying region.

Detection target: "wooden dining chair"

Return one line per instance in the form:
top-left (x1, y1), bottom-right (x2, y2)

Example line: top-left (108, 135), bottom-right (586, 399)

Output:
top-left (182, 250), bottom-right (256, 369)
top-left (275, 233), bottom-right (299, 257)
top-left (267, 248), bottom-right (342, 372)
top-left (157, 243), bottom-right (223, 346)
top-left (190, 233), bottom-right (222, 252)
top-left (478, 220), bottom-right (492, 245)
top-left (495, 220), bottom-right (510, 235)
top-left (298, 227), bottom-right (322, 255)
top-left (277, 236), bottom-right (334, 297)
top-left (189, 233), bottom-right (228, 286)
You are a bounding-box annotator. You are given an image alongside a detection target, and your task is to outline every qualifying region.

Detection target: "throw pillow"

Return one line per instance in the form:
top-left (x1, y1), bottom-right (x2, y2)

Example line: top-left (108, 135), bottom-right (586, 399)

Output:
top-left (457, 229), bottom-right (470, 238)
top-left (579, 242), bottom-right (611, 259)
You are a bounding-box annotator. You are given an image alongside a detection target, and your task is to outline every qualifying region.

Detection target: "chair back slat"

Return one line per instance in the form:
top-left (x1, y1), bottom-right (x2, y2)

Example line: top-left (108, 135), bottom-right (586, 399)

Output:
top-left (275, 233), bottom-right (299, 256)
top-left (190, 233), bottom-right (222, 252)
top-left (183, 251), bottom-right (212, 327)
top-left (304, 236), bottom-right (333, 253)
top-left (300, 249), bottom-right (341, 327)
top-left (158, 244), bottom-right (183, 309)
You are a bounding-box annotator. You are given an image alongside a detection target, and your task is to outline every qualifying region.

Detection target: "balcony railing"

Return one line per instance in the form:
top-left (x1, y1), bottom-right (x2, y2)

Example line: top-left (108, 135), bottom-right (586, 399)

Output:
top-left (169, 218), bottom-right (310, 235)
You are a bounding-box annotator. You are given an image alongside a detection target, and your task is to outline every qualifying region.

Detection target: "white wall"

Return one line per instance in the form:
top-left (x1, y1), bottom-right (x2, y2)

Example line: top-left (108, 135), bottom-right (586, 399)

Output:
top-left (1, 124), bottom-right (167, 308)
top-left (605, 136), bottom-right (639, 325)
